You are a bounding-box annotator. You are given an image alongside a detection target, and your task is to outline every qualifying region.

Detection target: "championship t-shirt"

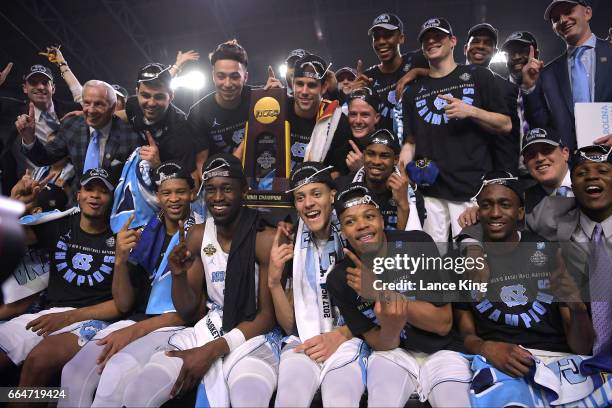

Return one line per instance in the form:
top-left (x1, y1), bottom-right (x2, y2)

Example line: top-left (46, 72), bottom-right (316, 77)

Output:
top-left (125, 96), bottom-right (196, 172)
top-left (402, 64), bottom-right (508, 201)
top-left (187, 86), bottom-right (251, 156)
top-left (456, 231), bottom-right (570, 352)
top-left (364, 51), bottom-right (429, 136)
top-left (287, 99), bottom-right (351, 174)
top-left (33, 213), bottom-right (115, 308)
top-left (327, 230), bottom-right (462, 353)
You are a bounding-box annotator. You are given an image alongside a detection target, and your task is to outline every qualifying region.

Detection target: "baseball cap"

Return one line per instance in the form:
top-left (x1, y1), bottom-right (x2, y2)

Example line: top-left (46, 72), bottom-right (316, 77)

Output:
top-left (334, 183), bottom-right (380, 217)
top-left (501, 31), bottom-right (539, 52)
top-left (293, 54), bottom-right (331, 81)
top-left (202, 153), bottom-right (245, 182)
top-left (112, 84), bottom-right (128, 99)
top-left (36, 184), bottom-right (68, 212)
top-left (287, 162), bottom-right (335, 193)
top-left (366, 129), bottom-right (401, 154)
top-left (348, 87), bottom-right (382, 112)
top-left (544, 0), bottom-right (589, 21)
top-left (571, 145), bottom-right (612, 172)
top-left (521, 127), bottom-right (563, 154)
top-left (286, 49), bottom-right (308, 67)
top-left (417, 18), bottom-right (453, 42)
top-left (335, 67), bottom-right (357, 81)
top-left (152, 161), bottom-right (195, 190)
top-left (474, 171), bottom-right (523, 204)
top-left (24, 65), bottom-right (54, 82)
top-left (80, 168), bottom-right (114, 192)
top-left (137, 63), bottom-right (172, 84)
top-left (368, 13), bottom-right (404, 35)
top-left (467, 23), bottom-right (498, 45)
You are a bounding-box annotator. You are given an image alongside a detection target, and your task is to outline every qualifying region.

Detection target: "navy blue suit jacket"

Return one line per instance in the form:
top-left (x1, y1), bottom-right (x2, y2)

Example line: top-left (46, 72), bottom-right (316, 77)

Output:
top-left (524, 37), bottom-right (612, 151)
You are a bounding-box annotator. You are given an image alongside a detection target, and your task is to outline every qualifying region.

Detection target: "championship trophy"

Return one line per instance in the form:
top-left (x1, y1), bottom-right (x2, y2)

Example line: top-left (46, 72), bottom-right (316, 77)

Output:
top-left (242, 87), bottom-right (292, 207)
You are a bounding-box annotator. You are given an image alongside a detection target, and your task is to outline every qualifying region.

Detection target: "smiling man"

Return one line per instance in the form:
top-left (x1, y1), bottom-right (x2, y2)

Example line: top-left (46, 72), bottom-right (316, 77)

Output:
top-left (401, 17), bottom-right (511, 247)
top-left (20, 80), bottom-right (142, 194)
top-left (521, 0), bottom-right (612, 150)
top-left (344, 87), bottom-right (381, 171)
top-left (464, 23), bottom-right (521, 174)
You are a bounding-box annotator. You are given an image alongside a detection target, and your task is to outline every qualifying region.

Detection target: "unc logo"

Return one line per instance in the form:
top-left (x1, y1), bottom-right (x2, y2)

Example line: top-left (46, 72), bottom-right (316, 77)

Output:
top-left (509, 32), bottom-right (523, 41)
top-left (291, 142), bottom-right (307, 158)
top-left (72, 253), bottom-right (94, 272)
top-left (374, 14), bottom-right (390, 24)
top-left (459, 72), bottom-right (471, 82)
top-left (403, 63), bottom-right (412, 73)
top-left (527, 128), bottom-right (547, 142)
top-left (500, 284), bottom-right (528, 307)
top-left (434, 94), bottom-right (451, 110)
top-left (387, 90), bottom-right (398, 105)
top-left (31, 64), bottom-right (47, 73)
top-left (232, 128), bottom-right (245, 145)
top-left (423, 18), bottom-right (440, 29)
top-left (106, 237), bottom-right (115, 248)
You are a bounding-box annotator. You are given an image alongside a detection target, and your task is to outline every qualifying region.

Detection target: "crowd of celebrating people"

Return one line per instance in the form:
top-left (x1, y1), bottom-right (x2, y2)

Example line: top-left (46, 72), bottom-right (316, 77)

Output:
top-left (0, 0), bottom-right (611, 406)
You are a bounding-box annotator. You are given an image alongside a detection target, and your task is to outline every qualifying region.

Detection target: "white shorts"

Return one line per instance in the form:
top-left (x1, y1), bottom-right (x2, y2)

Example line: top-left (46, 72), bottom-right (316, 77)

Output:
top-left (422, 196), bottom-right (474, 247)
top-left (368, 349), bottom-right (472, 402)
top-left (92, 319), bottom-right (184, 341)
top-left (0, 307), bottom-right (108, 364)
top-left (281, 336), bottom-right (369, 386)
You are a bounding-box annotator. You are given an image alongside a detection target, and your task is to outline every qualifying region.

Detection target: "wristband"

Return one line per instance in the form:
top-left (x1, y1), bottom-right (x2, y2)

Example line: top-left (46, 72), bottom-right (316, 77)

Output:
top-left (222, 328), bottom-right (246, 353)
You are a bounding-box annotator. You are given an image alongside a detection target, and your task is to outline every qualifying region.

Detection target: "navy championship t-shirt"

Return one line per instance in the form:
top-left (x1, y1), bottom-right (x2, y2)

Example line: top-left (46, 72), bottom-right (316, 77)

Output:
top-left (402, 64), bottom-right (508, 201)
top-left (456, 231), bottom-right (570, 352)
top-left (33, 213), bottom-right (115, 308)
top-left (364, 51), bottom-right (429, 136)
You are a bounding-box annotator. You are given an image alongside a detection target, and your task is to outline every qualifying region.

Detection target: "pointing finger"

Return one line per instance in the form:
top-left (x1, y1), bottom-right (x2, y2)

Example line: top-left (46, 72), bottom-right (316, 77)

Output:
top-left (343, 248), bottom-right (362, 267)
top-left (28, 102), bottom-right (35, 119)
top-left (178, 220), bottom-right (185, 244)
top-left (356, 59), bottom-right (364, 76)
top-left (145, 131), bottom-right (157, 147)
top-left (121, 214), bottom-right (135, 231)
top-left (528, 45), bottom-right (534, 60)
top-left (348, 139), bottom-right (361, 154)
top-left (268, 65), bottom-right (276, 79)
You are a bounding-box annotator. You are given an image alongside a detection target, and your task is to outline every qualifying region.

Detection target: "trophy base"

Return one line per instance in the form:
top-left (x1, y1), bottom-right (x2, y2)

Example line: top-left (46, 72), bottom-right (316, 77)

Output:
top-left (244, 191), bottom-right (293, 208)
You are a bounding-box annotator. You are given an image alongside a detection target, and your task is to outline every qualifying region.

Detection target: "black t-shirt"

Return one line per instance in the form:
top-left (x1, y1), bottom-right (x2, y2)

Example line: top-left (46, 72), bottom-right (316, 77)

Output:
top-left (489, 72), bottom-right (520, 174)
top-left (33, 213), bottom-right (115, 308)
top-left (327, 230), bottom-right (461, 353)
top-left (364, 51), bottom-right (429, 134)
top-left (402, 64), bottom-right (509, 201)
top-left (287, 99), bottom-right (351, 175)
top-left (187, 86), bottom-right (251, 156)
top-left (456, 231), bottom-right (570, 352)
top-left (125, 96), bottom-right (196, 172)
top-left (335, 171), bottom-right (427, 229)
top-left (126, 233), bottom-right (173, 322)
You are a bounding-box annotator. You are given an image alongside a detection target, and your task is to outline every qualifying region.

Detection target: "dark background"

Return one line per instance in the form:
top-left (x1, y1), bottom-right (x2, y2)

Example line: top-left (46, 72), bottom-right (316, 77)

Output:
top-left (1, 0), bottom-right (610, 111)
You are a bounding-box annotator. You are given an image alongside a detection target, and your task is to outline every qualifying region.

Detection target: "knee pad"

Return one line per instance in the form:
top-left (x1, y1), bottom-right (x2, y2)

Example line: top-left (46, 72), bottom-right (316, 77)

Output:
top-left (228, 356), bottom-right (277, 395)
top-left (96, 352), bottom-right (140, 398)
top-left (420, 350), bottom-right (471, 399)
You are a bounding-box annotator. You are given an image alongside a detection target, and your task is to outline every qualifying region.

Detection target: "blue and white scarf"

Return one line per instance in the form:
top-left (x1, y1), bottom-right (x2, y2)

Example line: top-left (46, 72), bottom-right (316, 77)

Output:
top-left (111, 147), bottom-right (159, 233)
top-left (128, 213), bottom-right (194, 315)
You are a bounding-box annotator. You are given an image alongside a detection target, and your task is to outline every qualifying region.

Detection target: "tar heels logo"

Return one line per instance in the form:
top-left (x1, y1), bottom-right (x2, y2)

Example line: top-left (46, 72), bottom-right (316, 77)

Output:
top-left (434, 94), bottom-right (451, 110)
top-left (291, 142), bottom-right (307, 158)
top-left (374, 14), bottom-right (390, 24)
top-left (459, 72), bottom-right (471, 82)
top-left (500, 284), bottom-right (528, 307)
top-left (72, 253), bottom-right (93, 272)
top-left (423, 18), bottom-right (441, 29)
top-left (526, 128), bottom-right (547, 142)
top-left (232, 128), bottom-right (245, 145)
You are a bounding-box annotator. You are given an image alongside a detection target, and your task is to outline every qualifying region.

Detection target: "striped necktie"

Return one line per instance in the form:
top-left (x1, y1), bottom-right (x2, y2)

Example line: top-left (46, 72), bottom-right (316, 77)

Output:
top-left (590, 224), bottom-right (612, 356)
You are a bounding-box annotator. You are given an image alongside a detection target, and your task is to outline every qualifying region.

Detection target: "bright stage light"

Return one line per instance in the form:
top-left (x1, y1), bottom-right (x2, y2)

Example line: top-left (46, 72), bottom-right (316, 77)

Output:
top-left (171, 71), bottom-right (206, 90)
top-left (279, 63), bottom-right (287, 78)
top-left (491, 52), bottom-right (507, 64)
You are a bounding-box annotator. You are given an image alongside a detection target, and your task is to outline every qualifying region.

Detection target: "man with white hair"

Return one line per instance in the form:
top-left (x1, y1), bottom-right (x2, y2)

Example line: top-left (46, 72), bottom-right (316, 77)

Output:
top-left (19, 79), bottom-right (142, 193)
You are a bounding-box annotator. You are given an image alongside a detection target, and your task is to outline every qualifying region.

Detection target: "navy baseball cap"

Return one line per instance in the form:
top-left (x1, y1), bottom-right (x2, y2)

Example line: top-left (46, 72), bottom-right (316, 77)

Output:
top-left (571, 145), bottom-right (612, 172)
top-left (137, 63), bottom-right (172, 84)
top-left (24, 65), bottom-right (54, 82)
top-left (80, 168), bottom-right (114, 191)
top-left (286, 49), bottom-right (308, 66)
top-left (293, 54), bottom-right (331, 81)
top-left (366, 129), bottom-right (401, 154)
top-left (335, 183), bottom-right (380, 216)
top-left (112, 84), bottom-right (128, 99)
top-left (467, 23), bottom-right (498, 45)
top-left (335, 67), bottom-right (357, 81)
top-left (544, 0), bottom-right (589, 20)
top-left (475, 171), bottom-right (524, 204)
top-left (417, 18), bottom-right (453, 42)
top-left (202, 153), bottom-right (245, 181)
top-left (288, 162), bottom-right (336, 193)
top-left (368, 13), bottom-right (404, 35)
top-left (501, 31), bottom-right (539, 52)
top-left (152, 161), bottom-right (195, 190)
top-left (521, 127), bottom-right (563, 154)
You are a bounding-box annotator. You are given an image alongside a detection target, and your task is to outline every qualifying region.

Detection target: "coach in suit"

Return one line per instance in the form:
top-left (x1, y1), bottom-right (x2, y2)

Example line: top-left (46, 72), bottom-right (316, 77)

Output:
top-left (18, 80), bottom-right (142, 193)
top-left (521, 0), bottom-right (612, 152)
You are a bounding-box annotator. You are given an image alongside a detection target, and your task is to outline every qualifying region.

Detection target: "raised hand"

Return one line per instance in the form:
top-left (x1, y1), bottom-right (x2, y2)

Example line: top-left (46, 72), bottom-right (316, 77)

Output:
top-left (439, 94), bottom-right (474, 120)
top-left (0, 62), bottom-right (13, 87)
top-left (349, 59), bottom-right (373, 91)
top-left (521, 45), bottom-right (543, 90)
top-left (175, 50), bottom-right (200, 68)
top-left (373, 292), bottom-right (411, 335)
top-left (139, 131), bottom-right (161, 168)
top-left (115, 215), bottom-right (139, 263)
top-left (343, 248), bottom-right (364, 296)
top-left (268, 225), bottom-right (294, 288)
top-left (264, 65), bottom-right (283, 90)
top-left (39, 45), bottom-right (66, 65)
top-left (15, 102), bottom-right (36, 144)
top-left (345, 140), bottom-right (364, 172)
top-left (387, 164), bottom-right (409, 210)
top-left (168, 220), bottom-right (194, 276)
